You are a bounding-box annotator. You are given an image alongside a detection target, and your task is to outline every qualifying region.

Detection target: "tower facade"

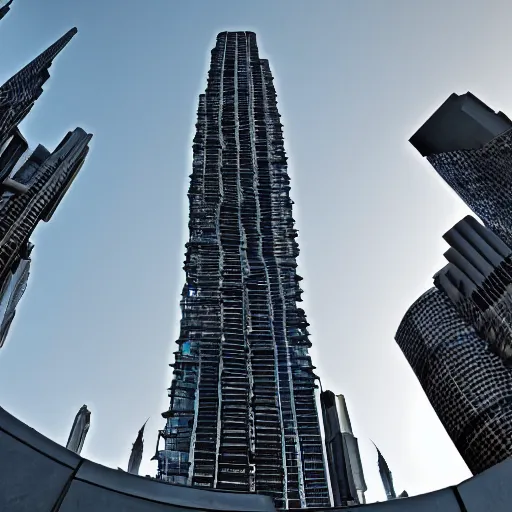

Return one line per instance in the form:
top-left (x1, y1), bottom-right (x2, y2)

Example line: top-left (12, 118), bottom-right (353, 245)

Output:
top-left (396, 217), bottom-right (512, 474)
top-left (409, 92), bottom-right (512, 246)
top-left (0, 28), bottom-right (77, 149)
top-left (157, 31), bottom-right (329, 509)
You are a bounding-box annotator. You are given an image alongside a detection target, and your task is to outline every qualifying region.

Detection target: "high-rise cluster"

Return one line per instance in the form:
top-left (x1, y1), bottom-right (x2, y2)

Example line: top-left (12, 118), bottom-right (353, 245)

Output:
top-left (397, 92), bottom-right (512, 475)
top-left (156, 31), bottom-right (329, 509)
top-left (0, 17), bottom-right (92, 350)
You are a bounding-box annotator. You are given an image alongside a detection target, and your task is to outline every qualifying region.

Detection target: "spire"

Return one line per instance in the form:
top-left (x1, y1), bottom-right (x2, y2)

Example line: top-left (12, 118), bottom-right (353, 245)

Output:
top-left (0, 1), bottom-right (14, 21)
top-left (66, 404), bottom-right (91, 455)
top-left (371, 441), bottom-right (396, 500)
top-left (0, 28), bottom-right (77, 146)
top-left (127, 419), bottom-right (148, 475)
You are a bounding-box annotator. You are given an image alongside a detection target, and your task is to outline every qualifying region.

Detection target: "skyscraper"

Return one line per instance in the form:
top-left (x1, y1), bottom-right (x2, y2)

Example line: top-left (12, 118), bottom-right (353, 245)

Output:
top-left (373, 445), bottom-right (396, 500)
top-left (157, 31), bottom-right (329, 509)
top-left (320, 391), bottom-right (366, 507)
top-left (66, 405), bottom-right (91, 455)
top-left (0, 127), bottom-right (92, 347)
top-left (409, 92), bottom-right (512, 246)
top-left (128, 420), bottom-right (148, 476)
top-left (0, 28), bottom-right (77, 148)
top-left (396, 217), bottom-right (512, 474)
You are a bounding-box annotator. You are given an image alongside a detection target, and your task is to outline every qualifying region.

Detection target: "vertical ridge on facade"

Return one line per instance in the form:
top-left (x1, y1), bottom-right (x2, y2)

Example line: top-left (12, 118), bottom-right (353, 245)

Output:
top-left (157, 31), bottom-right (329, 509)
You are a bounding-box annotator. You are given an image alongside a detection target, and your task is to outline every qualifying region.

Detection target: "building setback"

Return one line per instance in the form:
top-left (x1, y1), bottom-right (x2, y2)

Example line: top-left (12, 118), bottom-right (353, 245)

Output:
top-left (157, 31), bottom-right (329, 509)
top-left (0, 128), bottom-right (92, 333)
top-left (396, 217), bottom-right (512, 475)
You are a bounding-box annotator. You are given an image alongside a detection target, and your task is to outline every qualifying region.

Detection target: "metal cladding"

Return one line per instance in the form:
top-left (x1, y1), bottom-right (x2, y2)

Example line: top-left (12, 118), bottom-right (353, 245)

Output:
top-left (319, 391), bottom-right (357, 507)
top-left (128, 420), bottom-right (148, 475)
top-left (157, 31), bottom-right (329, 509)
top-left (434, 216), bottom-right (512, 364)
top-left (396, 288), bottom-right (512, 474)
top-left (0, 128), bottom-right (92, 287)
top-left (0, 0), bottom-right (14, 21)
top-left (66, 405), bottom-right (91, 455)
top-left (373, 444), bottom-right (396, 501)
top-left (410, 92), bottom-right (512, 247)
top-left (0, 28), bottom-right (77, 147)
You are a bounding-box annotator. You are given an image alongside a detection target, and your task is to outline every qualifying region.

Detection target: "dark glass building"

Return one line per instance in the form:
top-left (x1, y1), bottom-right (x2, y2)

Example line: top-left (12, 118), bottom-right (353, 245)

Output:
top-left (0, 239), bottom-right (31, 349)
top-left (0, 28), bottom-right (77, 148)
top-left (396, 217), bottom-right (512, 474)
top-left (0, 127), bottom-right (92, 351)
top-left (409, 92), bottom-right (512, 247)
top-left (156, 31), bottom-right (329, 509)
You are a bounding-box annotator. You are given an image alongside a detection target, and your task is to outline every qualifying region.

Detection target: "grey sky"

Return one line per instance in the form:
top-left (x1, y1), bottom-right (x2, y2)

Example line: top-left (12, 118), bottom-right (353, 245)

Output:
top-left (1, 0), bottom-right (507, 502)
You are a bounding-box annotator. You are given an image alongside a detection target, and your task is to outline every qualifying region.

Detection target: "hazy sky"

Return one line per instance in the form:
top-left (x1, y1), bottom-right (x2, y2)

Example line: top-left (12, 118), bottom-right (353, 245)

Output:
top-left (2, 0), bottom-right (510, 503)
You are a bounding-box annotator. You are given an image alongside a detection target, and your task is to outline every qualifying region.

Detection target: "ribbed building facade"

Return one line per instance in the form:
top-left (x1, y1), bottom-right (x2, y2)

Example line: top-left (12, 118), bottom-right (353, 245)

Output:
top-left (399, 92), bottom-right (512, 474)
top-left (157, 31), bottom-right (329, 509)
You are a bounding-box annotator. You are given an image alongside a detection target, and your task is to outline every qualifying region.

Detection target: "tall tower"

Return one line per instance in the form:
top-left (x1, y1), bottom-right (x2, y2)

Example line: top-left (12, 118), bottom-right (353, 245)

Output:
top-left (157, 31), bottom-right (329, 509)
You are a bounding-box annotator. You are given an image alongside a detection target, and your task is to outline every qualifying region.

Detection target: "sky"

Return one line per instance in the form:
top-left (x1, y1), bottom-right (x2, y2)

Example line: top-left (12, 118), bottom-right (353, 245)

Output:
top-left (2, 0), bottom-right (510, 503)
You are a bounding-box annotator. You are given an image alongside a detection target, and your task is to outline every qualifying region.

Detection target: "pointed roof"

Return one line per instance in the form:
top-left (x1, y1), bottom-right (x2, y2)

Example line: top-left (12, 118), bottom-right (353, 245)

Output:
top-left (0, 28), bottom-right (77, 146)
top-left (127, 419), bottom-right (149, 475)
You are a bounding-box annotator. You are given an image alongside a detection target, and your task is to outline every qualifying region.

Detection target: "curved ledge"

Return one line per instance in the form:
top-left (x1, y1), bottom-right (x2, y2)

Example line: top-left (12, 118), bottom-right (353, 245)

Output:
top-left (1, 403), bottom-right (512, 511)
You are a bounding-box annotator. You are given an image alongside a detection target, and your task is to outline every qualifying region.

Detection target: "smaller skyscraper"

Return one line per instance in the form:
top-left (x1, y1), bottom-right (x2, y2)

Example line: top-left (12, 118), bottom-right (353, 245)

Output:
top-left (127, 420), bottom-right (148, 476)
top-left (320, 390), bottom-right (366, 507)
top-left (66, 405), bottom-right (91, 455)
top-left (373, 444), bottom-right (396, 500)
top-left (396, 216), bottom-right (512, 474)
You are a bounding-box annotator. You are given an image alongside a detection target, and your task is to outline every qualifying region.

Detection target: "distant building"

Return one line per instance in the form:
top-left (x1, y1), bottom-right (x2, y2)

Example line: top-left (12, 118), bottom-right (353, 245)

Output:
top-left (0, 0), bottom-right (14, 21)
top-left (66, 405), bottom-right (91, 455)
top-left (410, 92), bottom-right (512, 247)
top-left (396, 216), bottom-right (512, 474)
top-left (0, 128), bottom-right (92, 350)
top-left (320, 391), bottom-right (367, 506)
top-left (127, 420), bottom-right (148, 476)
top-left (374, 444), bottom-right (396, 500)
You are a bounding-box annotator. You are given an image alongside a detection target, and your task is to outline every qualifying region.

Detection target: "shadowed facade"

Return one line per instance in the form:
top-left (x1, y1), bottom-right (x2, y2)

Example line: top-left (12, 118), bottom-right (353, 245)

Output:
top-left (156, 31), bottom-right (328, 509)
